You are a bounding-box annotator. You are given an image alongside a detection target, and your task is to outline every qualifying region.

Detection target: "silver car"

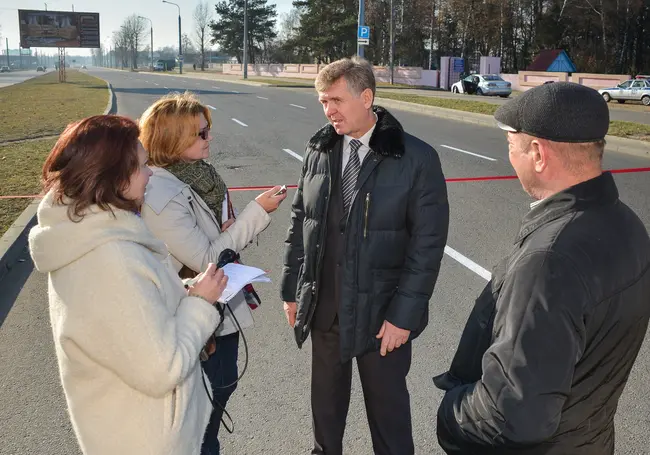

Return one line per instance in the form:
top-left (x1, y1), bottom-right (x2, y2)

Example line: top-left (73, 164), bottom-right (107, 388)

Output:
top-left (451, 74), bottom-right (512, 98)
top-left (598, 79), bottom-right (650, 106)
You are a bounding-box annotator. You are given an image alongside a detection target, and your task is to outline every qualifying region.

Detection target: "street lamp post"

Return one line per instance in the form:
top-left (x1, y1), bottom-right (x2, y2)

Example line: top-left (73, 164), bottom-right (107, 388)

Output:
top-left (357, 0), bottom-right (365, 58)
top-left (390, 0), bottom-right (394, 85)
top-left (138, 16), bottom-right (154, 70)
top-left (162, 0), bottom-right (182, 74)
top-left (243, 0), bottom-right (248, 79)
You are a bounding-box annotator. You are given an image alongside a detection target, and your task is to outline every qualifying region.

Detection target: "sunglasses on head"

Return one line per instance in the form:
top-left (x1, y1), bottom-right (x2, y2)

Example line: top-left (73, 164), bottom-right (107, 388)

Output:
top-left (197, 127), bottom-right (210, 140)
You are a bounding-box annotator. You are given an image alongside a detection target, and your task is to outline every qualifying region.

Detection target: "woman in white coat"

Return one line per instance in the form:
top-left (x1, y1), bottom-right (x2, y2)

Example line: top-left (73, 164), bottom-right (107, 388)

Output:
top-left (28, 115), bottom-right (228, 455)
top-left (139, 92), bottom-right (287, 454)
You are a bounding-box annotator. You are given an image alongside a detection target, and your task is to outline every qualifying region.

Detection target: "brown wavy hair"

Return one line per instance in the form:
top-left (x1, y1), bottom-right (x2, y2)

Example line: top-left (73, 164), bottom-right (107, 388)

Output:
top-left (42, 115), bottom-right (141, 221)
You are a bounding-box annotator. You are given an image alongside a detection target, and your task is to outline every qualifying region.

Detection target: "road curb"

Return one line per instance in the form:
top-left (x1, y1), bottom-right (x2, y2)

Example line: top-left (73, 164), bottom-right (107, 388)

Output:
top-left (374, 96), bottom-right (650, 160)
top-left (0, 79), bottom-right (115, 281)
top-left (0, 199), bottom-right (40, 281)
top-left (104, 67), bottom-right (272, 88)
top-left (104, 81), bottom-right (116, 114)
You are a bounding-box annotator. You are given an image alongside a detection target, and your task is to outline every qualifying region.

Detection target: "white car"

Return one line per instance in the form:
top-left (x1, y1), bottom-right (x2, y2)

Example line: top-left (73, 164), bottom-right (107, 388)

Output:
top-left (451, 74), bottom-right (512, 98)
top-left (598, 79), bottom-right (650, 106)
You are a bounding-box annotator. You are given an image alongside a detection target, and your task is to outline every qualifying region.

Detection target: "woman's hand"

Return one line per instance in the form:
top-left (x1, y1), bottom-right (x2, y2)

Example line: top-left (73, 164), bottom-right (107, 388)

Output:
top-left (188, 263), bottom-right (228, 304)
top-left (221, 218), bottom-right (235, 231)
top-left (255, 185), bottom-right (288, 214)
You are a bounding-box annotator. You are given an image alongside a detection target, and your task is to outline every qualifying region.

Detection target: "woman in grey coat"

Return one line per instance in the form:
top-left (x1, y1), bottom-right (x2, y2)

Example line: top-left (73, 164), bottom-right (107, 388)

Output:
top-left (139, 92), bottom-right (287, 454)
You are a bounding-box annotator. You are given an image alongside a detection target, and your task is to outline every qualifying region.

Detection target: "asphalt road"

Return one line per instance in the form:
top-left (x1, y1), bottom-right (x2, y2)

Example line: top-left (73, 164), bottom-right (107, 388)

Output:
top-left (0, 69), bottom-right (48, 88)
top-left (1, 68), bottom-right (648, 455)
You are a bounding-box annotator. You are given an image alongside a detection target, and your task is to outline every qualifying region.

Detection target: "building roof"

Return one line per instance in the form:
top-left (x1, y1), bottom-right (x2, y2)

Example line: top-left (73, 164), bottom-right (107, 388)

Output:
top-left (527, 49), bottom-right (576, 72)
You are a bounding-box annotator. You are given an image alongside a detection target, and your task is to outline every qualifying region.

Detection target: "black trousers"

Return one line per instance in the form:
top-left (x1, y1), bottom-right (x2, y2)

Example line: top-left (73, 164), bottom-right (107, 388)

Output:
top-left (310, 319), bottom-right (414, 455)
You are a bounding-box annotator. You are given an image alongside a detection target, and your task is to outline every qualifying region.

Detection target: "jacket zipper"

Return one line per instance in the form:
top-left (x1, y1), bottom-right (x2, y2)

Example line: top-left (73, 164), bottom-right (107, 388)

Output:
top-left (363, 193), bottom-right (371, 239)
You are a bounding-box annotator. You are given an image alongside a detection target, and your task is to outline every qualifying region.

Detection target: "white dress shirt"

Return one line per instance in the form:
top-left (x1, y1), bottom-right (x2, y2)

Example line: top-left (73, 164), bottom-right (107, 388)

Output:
top-left (530, 198), bottom-right (545, 209)
top-left (341, 114), bottom-right (378, 175)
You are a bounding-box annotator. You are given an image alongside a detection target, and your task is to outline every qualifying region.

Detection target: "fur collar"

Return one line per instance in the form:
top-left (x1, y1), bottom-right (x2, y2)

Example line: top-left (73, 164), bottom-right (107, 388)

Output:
top-left (307, 105), bottom-right (405, 158)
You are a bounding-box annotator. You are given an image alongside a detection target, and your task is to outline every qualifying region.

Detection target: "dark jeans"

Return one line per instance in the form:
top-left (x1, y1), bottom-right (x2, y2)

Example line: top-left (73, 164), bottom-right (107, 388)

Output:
top-left (200, 331), bottom-right (239, 455)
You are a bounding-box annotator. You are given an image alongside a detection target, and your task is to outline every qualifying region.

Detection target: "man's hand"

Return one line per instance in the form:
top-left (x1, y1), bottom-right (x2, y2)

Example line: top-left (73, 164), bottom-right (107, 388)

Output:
top-left (376, 321), bottom-right (410, 356)
top-left (283, 301), bottom-right (297, 327)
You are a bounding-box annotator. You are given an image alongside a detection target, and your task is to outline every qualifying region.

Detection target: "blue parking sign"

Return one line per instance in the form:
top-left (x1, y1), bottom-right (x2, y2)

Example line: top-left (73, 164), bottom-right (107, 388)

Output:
top-left (358, 26), bottom-right (370, 40)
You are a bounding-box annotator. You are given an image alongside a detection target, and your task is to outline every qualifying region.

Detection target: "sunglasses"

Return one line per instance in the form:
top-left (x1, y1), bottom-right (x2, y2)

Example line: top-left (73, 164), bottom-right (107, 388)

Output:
top-left (197, 127), bottom-right (210, 140)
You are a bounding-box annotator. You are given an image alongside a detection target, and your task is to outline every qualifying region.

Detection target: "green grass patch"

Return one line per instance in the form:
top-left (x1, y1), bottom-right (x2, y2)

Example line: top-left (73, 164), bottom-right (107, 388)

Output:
top-left (0, 70), bottom-right (108, 142)
top-left (0, 138), bottom-right (57, 236)
top-left (375, 91), bottom-right (499, 115)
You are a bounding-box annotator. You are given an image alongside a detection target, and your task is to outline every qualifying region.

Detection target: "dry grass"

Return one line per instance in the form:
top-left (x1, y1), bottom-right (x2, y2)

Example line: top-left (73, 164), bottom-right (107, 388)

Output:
top-left (375, 91), bottom-right (500, 115)
top-left (0, 70), bottom-right (108, 142)
top-left (0, 139), bottom-right (57, 236)
top-left (608, 120), bottom-right (650, 141)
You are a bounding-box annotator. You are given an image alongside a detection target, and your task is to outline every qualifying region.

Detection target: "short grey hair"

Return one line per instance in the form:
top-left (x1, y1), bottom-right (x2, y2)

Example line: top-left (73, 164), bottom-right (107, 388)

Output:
top-left (315, 56), bottom-right (376, 99)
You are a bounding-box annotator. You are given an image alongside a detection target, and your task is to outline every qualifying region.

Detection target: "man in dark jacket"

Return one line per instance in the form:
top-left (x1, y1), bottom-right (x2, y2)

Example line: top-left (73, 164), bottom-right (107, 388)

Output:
top-left (281, 56), bottom-right (449, 455)
top-left (434, 82), bottom-right (650, 455)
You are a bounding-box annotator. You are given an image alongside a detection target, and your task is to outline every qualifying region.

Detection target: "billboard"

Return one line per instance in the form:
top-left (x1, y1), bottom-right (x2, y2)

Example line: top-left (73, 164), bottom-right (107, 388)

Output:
top-left (18, 9), bottom-right (100, 48)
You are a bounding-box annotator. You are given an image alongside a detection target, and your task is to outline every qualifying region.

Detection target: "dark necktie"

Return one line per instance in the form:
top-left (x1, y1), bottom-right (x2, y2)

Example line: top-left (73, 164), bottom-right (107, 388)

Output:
top-left (342, 139), bottom-right (362, 214)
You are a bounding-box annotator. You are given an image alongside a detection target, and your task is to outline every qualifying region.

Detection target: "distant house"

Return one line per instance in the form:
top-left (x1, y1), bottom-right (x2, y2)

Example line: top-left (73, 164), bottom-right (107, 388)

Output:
top-left (526, 49), bottom-right (577, 73)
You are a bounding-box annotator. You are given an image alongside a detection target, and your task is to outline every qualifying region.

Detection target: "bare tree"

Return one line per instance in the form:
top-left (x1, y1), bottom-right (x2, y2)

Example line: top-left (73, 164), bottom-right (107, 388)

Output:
top-left (113, 27), bottom-right (129, 69)
top-left (193, 1), bottom-right (213, 70)
top-left (120, 15), bottom-right (147, 69)
top-left (277, 8), bottom-right (300, 42)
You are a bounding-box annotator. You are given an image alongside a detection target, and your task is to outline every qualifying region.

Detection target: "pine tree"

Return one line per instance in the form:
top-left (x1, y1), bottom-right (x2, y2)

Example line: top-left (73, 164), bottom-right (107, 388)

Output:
top-left (210, 0), bottom-right (277, 63)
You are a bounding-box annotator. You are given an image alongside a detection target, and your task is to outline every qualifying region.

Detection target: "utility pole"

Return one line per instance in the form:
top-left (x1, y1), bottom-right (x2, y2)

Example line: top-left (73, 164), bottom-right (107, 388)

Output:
top-left (5, 38), bottom-right (9, 68)
top-left (390, 0), bottom-right (394, 84)
top-left (357, 0), bottom-right (365, 58)
top-left (163, 1), bottom-right (182, 74)
top-left (138, 16), bottom-right (154, 70)
top-left (243, 0), bottom-right (248, 79)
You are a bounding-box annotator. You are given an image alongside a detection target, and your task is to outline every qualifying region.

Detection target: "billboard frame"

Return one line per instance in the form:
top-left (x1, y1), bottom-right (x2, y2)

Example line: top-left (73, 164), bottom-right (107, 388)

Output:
top-left (18, 9), bottom-right (100, 49)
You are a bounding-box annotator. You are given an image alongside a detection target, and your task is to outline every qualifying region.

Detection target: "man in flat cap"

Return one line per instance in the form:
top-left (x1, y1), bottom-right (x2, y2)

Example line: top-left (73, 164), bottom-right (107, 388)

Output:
top-left (434, 82), bottom-right (650, 455)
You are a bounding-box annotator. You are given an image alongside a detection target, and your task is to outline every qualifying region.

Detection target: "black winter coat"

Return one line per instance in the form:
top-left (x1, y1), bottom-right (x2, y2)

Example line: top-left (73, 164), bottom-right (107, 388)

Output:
top-left (434, 172), bottom-right (650, 455)
top-left (280, 106), bottom-right (450, 361)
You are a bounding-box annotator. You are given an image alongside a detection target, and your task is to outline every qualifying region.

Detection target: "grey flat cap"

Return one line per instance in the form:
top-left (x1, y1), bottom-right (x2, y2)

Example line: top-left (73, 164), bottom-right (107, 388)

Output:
top-left (494, 82), bottom-right (610, 142)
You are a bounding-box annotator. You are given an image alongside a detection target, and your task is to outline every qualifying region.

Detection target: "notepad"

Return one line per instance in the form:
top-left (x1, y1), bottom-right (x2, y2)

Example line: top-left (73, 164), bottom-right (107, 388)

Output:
top-left (184, 263), bottom-right (271, 303)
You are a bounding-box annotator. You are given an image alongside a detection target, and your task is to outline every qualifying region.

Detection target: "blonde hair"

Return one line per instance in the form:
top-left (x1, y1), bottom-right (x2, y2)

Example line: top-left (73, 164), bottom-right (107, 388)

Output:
top-left (315, 56), bottom-right (376, 98)
top-left (139, 91), bottom-right (212, 167)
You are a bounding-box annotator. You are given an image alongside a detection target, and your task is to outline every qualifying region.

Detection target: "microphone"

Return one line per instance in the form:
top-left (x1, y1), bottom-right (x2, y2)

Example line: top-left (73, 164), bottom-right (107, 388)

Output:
top-left (217, 249), bottom-right (240, 268)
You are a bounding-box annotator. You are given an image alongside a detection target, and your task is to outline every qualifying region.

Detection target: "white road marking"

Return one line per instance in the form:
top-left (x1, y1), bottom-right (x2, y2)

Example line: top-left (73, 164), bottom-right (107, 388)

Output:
top-left (213, 86), bottom-right (221, 89)
top-left (231, 90), bottom-right (240, 94)
top-left (440, 144), bottom-right (497, 162)
top-left (164, 86), bottom-right (169, 89)
top-left (154, 83), bottom-right (159, 86)
top-left (444, 246), bottom-right (492, 281)
top-left (283, 147), bottom-right (493, 281)
top-left (207, 105), bottom-right (216, 110)
top-left (232, 118), bottom-right (248, 127)
top-left (290, 103), bottom-right (306, 109)
top-left (283, 148), bottom-right (304, 161)
top-left (257, 96), bottom-right (269, 100)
